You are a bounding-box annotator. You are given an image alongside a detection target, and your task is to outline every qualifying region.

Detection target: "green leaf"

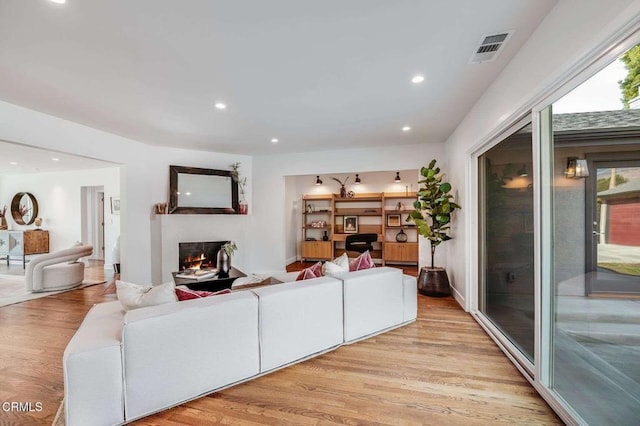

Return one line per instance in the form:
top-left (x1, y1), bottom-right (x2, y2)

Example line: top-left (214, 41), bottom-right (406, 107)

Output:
top-left (440, 182), bottom-right (451, 193)
top-left (413, 200), bottom-right (421, 209)
top-left (428, 159), bottom-right (437, 169)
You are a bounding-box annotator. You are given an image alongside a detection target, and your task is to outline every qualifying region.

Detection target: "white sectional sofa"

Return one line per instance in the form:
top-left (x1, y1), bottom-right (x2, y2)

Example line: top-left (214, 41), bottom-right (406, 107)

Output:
top-left (63, 267), bottom-right (417, 425)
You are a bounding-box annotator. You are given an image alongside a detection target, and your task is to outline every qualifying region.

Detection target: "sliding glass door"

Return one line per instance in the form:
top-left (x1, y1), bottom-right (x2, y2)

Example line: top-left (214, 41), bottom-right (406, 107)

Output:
top-left (478, 120), bottom-right (535, 362)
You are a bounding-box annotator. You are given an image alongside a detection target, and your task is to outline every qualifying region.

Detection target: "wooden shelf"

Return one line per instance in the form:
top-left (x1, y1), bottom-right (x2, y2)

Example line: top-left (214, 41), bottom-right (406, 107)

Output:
top-left (385, 225), bottom-right (417, 229)
top-left (334, 208), bottom-right (381, 216)
top-left (384, 209), bottom-right (414, 214)
top-left (303, 194), bottom-right (334, 200)
top-left (303, 210), bottom-right (332, 215)
top-left (383, 192), bottom-right (417, 198)
top-left (303, 225), bottom-right (330, 229)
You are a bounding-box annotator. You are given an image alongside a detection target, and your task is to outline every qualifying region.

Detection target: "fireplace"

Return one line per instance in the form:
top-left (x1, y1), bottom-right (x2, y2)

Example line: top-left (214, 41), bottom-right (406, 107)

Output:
top-left (178, 241), bottom-right (227, 271)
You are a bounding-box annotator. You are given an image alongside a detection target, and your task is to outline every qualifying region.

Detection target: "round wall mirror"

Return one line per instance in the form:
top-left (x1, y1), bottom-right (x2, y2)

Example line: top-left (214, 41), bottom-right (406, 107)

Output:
top-left (11, 192), bottom-right (39, 225)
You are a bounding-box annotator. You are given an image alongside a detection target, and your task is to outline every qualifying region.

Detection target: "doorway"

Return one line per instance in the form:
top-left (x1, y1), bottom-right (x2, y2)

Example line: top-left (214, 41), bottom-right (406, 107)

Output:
top-left (586, 154), bottom-right (640, 295)
top-left (81, 186), bottom-right (105, 261)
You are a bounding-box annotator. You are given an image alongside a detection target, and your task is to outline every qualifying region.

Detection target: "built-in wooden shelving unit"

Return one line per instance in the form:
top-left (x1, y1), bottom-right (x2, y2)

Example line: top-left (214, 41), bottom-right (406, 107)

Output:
top-left (300, 192), bottom-right (419, 265)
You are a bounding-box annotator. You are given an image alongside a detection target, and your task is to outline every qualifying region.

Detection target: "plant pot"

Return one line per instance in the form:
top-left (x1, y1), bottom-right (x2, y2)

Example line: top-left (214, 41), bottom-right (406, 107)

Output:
top-left (417, 267), bottom-right (450, 297)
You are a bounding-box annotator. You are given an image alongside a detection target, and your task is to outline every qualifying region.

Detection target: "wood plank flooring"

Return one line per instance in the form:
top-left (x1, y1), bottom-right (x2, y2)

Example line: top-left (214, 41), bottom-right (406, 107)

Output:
top-left (0, 263), bottom-right (561, 425)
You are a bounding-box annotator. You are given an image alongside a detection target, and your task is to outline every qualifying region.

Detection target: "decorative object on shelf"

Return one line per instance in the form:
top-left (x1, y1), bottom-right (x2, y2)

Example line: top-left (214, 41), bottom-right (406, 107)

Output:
top-left (354, 174), bottom-right (361, 184)
top-left (330, 176), bottom-right (349, 198)
top-left (217, 241), bottom-right (237, 278)
top-left (387, 214), bottom-right (401, 227)
top-left (315, 176), bottom-right (323, 185)
top-left (11, 192), bottom-right (38, 225)
top-left (34, 217), bottom-right (43, 229)
top-left (395, 201), bottom-right (403, 211)
top-left (408, 159), bottom-right (461, 297)
top-left (394, 172), bottom-right (401, 183)
top-left (395, 229), bottom-right (408, 242)
top-left (231, 162), bottom-right (248, 214)
top-left (0, 205), bottom-right (7, 230)
top-left (310, 220), bottom-right (326, 228)
top-left (322, 231), bottom-right (329, 241)
top-left (343, 215), bottom-right (358, 233)
top-left (347, 191), bottom-right (355, 198)
top-left (306, 203), bottom-right (313, 213)
top-left (154, 203), bottom-right (168, 214)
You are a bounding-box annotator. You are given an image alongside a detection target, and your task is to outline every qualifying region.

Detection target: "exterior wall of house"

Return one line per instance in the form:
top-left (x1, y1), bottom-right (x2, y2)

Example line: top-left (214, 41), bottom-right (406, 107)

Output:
top-left (607, 200), bottom-right (640, 245)
top-left (444, 0), bottom-right (640, 309)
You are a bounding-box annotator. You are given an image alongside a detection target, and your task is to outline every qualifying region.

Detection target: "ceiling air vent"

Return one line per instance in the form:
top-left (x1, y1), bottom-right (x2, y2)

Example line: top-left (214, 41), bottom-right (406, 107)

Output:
top-left (469, 31), bottom-right (513, 64)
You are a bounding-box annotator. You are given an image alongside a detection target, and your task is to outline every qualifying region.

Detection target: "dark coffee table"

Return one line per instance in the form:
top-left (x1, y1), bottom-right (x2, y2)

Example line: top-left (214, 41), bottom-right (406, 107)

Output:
top-left (172, 267), bottom-right (246, 292)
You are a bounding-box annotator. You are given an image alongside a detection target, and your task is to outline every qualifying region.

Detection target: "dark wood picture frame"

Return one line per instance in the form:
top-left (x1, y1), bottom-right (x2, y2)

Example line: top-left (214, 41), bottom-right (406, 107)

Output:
top-left (169, 165), bottom-right (239, 214)
top-left (344, 215), bottom-right (358, 233)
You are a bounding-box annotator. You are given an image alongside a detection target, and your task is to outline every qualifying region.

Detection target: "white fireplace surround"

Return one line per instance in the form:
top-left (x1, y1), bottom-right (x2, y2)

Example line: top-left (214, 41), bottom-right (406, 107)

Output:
top-left (157, 215), bottom-right (251, 283)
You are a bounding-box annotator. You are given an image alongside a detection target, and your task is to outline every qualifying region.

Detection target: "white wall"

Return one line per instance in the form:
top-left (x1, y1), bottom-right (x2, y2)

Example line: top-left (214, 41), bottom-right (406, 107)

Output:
top-left (251, 143), bottom-right (445, 273)
top-left (0, 100), bottom-right (252, 284)
top-left (0, 167), bottom-right (119, 264)
top-left (444, 0), bottom-right (640, 309)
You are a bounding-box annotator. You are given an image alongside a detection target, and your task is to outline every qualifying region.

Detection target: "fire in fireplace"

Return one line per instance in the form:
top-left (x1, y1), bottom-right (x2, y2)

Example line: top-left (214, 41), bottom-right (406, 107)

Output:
top-left (178, 241), bottom-right (227, 271)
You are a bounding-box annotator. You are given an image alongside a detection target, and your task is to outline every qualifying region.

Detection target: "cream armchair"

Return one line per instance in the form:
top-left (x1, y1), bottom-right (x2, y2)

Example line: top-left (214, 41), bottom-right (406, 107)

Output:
top-left (26, 244), bottom-right (93, 293)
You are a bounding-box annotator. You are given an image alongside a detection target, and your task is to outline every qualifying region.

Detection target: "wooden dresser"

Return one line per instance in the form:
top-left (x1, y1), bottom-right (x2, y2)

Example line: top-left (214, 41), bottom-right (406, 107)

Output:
top-left (0, 230), bottom-right (50, 267)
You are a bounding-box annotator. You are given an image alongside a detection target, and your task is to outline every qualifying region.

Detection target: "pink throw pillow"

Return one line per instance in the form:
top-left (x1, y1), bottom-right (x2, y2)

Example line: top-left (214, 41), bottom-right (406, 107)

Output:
top-left (175, 286), bottom-right (231, 301)
top-left (309, 261), bottom-right (323, 276)
top-left (349, 250), bottom-right (376, 271)
top-left (296, 267), bottom-right (318, 281)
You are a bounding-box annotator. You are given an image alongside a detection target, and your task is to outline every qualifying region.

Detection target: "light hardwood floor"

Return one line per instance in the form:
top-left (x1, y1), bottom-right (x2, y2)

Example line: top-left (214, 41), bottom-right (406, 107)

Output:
top-left (0, 263), bottom-right (561, 425)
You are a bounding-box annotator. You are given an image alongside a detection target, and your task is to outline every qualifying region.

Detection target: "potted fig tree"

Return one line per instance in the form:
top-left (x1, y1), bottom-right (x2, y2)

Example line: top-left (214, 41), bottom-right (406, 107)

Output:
top-left (408, 159), bottom-right (461, 296)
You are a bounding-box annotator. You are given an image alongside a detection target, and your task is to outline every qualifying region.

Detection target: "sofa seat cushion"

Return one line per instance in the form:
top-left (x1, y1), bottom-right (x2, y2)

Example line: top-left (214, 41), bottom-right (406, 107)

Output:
top-left (122, 291), bottom-right (260, 421)
top-left (339, 267), bottom-right (404, 342)
top-left (252, 276), bottom-right (344, 372)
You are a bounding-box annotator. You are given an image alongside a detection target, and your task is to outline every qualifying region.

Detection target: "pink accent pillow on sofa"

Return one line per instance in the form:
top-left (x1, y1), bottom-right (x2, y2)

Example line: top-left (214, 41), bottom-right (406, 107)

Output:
top-left (295, 267), bottom-right (318, 281)
top-left (296, 261), bottom-right (323, 281)
top-left (175, 286), bottom-right (231, 301)
top-left (349, 250), bottom-right (376, 271)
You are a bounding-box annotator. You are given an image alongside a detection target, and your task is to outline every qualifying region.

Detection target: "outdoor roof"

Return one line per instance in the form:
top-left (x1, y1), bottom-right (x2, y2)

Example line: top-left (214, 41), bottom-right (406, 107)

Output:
top-left (598, 179), bottom-right (640, 198)
top-left (553, 109), bottom-right (640, 132)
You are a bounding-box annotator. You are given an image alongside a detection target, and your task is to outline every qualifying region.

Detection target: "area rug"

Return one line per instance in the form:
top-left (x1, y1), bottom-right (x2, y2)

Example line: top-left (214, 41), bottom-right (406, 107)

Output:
top-left (0, 274), bottom-right (106, 308)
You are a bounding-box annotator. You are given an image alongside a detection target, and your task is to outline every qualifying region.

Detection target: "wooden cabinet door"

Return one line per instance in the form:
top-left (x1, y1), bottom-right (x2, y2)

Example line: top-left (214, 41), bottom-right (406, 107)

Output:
top-left (301, 241), bottom-right (332, 260)
top-left (384, 242), bottom-right (418, 262)
top-left (384, 243), bottom-right (403, 261)
top-left (24, 231), bottom-right (49, 255)
top-left (404, 243), bottom-right (418, 262)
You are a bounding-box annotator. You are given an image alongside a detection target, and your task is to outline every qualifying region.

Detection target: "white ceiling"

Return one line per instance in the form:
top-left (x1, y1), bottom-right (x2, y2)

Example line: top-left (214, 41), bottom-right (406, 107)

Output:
top-left (0, 0), bottom-right (558, 157)
top-left (0, 140), bottom-right (117, 176)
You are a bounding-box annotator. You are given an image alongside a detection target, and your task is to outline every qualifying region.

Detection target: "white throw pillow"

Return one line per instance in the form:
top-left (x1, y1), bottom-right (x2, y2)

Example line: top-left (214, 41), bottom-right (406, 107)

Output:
top-left (322, 252), bottom-right (349, 276)
top-left (116, 280), bottom-right (177, 311)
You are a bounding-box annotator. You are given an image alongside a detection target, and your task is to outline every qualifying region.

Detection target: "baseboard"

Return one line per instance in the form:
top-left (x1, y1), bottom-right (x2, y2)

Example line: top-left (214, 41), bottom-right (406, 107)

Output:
top-left (285, 256), bottom-right (297, 266)
top-left (450, 285), bottom-right (466, 312)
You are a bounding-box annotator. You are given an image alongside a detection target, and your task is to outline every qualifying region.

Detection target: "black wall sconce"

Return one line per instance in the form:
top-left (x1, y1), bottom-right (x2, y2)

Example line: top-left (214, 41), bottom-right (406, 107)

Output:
top-left (315, 176), bottom-right (323, 185)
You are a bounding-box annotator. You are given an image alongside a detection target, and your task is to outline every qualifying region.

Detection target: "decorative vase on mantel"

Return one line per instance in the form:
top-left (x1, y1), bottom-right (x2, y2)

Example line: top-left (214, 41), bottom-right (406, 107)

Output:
top-left (339, 185), bottom-right (346, 198)
top-left (0, 216), bottom-right (7, 230)
top-left (216, 248), bottom-right (231, 278)
top-left (239, 201), bottom-right (248, 215)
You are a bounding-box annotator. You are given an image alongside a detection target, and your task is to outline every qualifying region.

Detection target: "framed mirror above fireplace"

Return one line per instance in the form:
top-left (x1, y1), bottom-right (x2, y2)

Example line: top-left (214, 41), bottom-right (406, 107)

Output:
top-left (169, 165), bottom-right (239, 214)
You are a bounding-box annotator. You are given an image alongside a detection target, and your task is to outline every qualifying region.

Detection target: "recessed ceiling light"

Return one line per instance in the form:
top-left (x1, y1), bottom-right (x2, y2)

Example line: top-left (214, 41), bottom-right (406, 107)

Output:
top-left (50, 0), bottom-right (66, 3)
top-left (411, 75), bottom-right (424, 84)
top-left (402, 126), bottom-right (411, 132)
top-left (271, 138), bottom-right (279, 143)
top-left (9, 162), bottom-right (17, 166)
top-left (52, 157), bottom-right (60, 161)
top-left (214, 102), bottom-right (227, 110)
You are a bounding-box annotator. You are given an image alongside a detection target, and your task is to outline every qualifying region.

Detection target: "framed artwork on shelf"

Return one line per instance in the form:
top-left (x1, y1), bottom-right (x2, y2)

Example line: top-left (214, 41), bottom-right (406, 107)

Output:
top-left (344, 216), bottom-right (358, 233)
top-left (387, 214), bottom-right (401, 227)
